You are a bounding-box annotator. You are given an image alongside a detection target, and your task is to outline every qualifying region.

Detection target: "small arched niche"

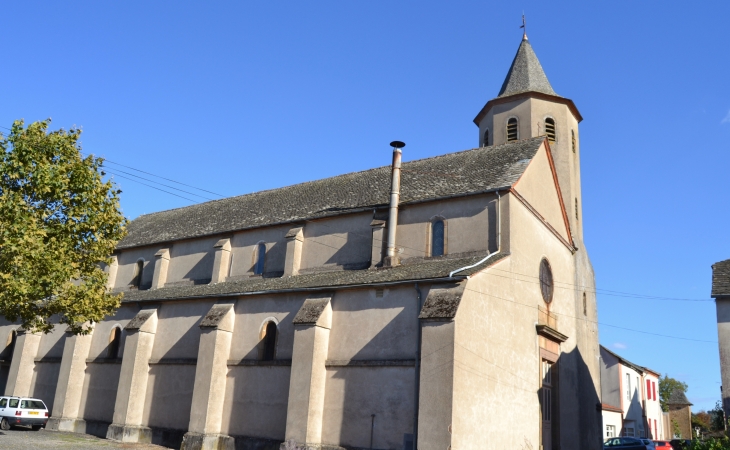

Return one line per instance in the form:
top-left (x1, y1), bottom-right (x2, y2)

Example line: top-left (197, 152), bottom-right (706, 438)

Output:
top-left (107, 326), bottom-right (122, 359)
top-left (132, 259), bottom-right (145, 288)
top-left (259, 320), bottom-right (278, 361)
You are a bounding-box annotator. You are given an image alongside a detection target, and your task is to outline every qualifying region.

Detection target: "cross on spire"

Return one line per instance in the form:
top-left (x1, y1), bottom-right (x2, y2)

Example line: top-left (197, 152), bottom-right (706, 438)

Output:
top-left (520, 14), bottom-right (527, 40)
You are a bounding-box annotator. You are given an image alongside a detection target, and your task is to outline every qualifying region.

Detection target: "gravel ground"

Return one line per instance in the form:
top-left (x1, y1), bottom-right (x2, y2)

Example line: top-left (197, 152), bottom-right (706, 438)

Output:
top-left (0, 427), bottom-right (168, 449)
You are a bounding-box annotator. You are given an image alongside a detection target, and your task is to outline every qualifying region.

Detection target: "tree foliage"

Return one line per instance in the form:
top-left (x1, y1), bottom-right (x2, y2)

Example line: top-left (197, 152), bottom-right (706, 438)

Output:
top-left (660, 374), bottom-right (689, 412)
top-left (0, 120), bottom-right (126, 334)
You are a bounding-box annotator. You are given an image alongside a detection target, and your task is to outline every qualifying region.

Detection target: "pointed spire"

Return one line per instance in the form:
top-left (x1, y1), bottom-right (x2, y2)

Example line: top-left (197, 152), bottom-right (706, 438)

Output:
top-left (497, 38), bottom-right (557, 98)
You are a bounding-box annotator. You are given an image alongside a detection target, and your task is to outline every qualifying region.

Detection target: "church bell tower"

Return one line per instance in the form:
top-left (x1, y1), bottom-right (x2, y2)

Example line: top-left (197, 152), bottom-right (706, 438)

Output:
top-left (474, 34), bottom-right (584, 242)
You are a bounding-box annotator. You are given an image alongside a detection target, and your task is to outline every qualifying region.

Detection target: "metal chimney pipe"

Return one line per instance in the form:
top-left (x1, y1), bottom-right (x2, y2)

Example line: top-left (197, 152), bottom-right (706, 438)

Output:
top-left (385, 141), bottom-right (405, 267)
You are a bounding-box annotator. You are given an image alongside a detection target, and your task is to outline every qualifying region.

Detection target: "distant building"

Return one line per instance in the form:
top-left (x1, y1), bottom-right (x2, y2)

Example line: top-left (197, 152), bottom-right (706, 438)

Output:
top-left (0, 34), bottom-right (602, 450)
top-left (600, 346), bottom-right (664, 440)
top-left (665, 388), bottom-right (692, 439)
top-left (712, 259), bottom-right (730, 425)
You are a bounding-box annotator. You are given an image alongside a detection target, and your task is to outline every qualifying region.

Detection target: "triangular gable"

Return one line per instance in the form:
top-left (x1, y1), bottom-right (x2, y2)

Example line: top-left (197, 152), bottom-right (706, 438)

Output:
top-left (511, 140), bottom-right (574, 249)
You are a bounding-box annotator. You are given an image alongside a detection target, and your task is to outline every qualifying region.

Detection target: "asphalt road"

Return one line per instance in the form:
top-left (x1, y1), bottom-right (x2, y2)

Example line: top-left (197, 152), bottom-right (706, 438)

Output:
top-left (0, 426), bottom-right (167, 449)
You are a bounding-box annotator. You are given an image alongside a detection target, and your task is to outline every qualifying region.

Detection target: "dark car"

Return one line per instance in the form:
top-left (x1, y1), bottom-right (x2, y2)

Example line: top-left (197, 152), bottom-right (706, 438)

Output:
top-left (669, 440), bottom-right (692, 450)
top-left (604, 437), bottom-right (652, 449)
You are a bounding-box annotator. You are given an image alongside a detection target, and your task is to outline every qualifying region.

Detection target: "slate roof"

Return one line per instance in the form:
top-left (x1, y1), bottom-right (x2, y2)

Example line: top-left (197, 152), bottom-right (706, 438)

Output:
top-left (118, 137), bottom-right (547, 249)
top-left (120, 252), bottom-right (508, 303)
top-left (712, 259), bottom-right (730, 297)
top-left (667, 388), bottom-right (692, 406)
top-left (498, 37), bottom-right (557, 98)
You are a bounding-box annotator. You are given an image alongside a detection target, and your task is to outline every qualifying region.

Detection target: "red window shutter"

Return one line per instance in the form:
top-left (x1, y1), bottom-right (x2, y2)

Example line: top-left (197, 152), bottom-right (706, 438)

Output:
top-left (646, 379), bottom-right (651, 399)
top-left (653, 381), bottom-right (657, 400)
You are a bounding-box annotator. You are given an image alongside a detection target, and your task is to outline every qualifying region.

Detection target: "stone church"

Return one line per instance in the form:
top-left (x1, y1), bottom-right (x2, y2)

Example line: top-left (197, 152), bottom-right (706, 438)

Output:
top-left (0, 35), bottom-right (602, 450)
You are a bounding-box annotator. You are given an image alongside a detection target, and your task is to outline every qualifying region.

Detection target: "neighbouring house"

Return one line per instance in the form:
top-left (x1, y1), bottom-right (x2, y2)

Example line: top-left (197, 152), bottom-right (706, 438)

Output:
top-left (665, 388), bottom-right (692, 439)
top-left (712, 259), bottom-right (730, 424)
top-left (600, 346), bottom-right (664, 440)
top-left (0, 34), bottom-right (602, 450)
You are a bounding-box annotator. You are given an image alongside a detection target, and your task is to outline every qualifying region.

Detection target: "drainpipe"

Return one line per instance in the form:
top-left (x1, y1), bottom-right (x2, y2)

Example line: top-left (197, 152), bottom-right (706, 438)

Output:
top-left (385, 141), bottom-right (405, 267)
top-left (412, 282), bottom-right (423, 450)
top-left (448, 190), bottom-right (502, 278)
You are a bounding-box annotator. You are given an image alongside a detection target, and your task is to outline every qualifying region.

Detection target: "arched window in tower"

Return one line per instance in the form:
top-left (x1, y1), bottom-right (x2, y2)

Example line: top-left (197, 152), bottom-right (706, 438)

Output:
top-left (583, 292), bottom-right (587, 316)
top-left (575, 198), bottom-right (579, 221)
top-left (132, 259), bottom-right (144, 288)
top-left (483, 129), bottom-right (490, 147)
top-left (431, 219), bottom-right (445, 257)
top-left (539, 258), bottom-right (553, 304)
top-left (545, 118), bottom-right (556, 143)
top-left (507, 118), bottom-right (518, 142)
top-left (254, 242), bottom-right (266, 275)
top-left (259, 321), bottom-right (278, 361)
top-left (571, 130), bottom-right (576, 153)
top-left (107, 326), bottom-right (122, 359)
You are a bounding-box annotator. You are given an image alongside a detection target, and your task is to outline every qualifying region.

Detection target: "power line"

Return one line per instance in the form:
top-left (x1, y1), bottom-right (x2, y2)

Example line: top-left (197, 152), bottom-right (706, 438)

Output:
top-left (104, 170), bottom-right (198, 203)
top-left (100, 165), bottom-right (216, 201)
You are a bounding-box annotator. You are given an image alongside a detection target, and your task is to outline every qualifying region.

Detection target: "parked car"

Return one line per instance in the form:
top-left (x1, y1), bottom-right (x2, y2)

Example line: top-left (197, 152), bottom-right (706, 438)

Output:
top-left (641, 439), bottom-right (656, 449)
top-left (654, 441), bottom-right (673, 450)
top-left (604, 437), bottom-right (653, 449)
top-left (0, 396), bottom-right (49, 430)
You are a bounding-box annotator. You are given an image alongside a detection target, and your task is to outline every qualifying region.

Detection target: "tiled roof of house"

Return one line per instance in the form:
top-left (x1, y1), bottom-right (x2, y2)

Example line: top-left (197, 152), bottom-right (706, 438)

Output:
top-left (712, 259), bottom-right (730, 297)
top-left (121, 252), bottom-right (508, 303)
top-left (497, 37), bottom-right (557, 98)
top-left (667, 388), bottom-right (692, 406)
top-left (117, 137), bottom-right (546, 249)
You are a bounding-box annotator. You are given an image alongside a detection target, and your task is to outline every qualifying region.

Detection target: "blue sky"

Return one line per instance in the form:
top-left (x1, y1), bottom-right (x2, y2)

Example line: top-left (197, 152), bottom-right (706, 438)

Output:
top-left (2, 2), bottom-right (728, 411)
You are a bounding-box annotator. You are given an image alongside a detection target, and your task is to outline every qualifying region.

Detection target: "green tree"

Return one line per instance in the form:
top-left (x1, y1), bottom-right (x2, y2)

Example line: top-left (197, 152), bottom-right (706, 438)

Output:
top-left (660, 374), bottom-right (689, 412)
top-left (710, 401), bottom-right (726, 432)
top-left (0, 119), bottom-right (126, 334)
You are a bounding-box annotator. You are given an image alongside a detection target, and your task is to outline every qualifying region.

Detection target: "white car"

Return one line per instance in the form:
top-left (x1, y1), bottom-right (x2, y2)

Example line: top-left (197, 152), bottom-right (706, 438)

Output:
top-left (0, 396), bottom-right (49, 430)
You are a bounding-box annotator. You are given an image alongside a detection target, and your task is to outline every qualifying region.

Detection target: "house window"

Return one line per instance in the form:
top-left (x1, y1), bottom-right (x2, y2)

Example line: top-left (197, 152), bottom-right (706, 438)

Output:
top-left (626, 373), bottom-right (631, 401)
top-left (107, 327), bottom-right (122, 359)
top-left (483, 129), bottom-right (489, 147)
top-left (545, 118), bottom-right (556, 143)
top-left (539, 259), bottom-right (553, 304)
top-left (132, 259), bottom-right (144, 288)
top-left (259, 321), bottom-right (278, 361)
top-left (507, 117), bottom-right (518, 141)
top-left (431, 219), bottom-right (445, 257)
top-left (606, 425), bottom-right (616, 438)
top-left (254, 242), bottom-right (266, 275)
top-left (571, 130), bottom-right (576, 153)
top-left (623, 426), bottom-right (635, 437)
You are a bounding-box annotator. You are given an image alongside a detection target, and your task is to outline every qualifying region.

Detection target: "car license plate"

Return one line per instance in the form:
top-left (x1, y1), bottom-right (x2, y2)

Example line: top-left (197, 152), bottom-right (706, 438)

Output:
top-left (28, 411), bottom-right (38, 415)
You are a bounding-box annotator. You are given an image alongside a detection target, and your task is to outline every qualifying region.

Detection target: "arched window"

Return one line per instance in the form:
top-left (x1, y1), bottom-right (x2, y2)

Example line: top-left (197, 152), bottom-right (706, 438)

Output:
top-left (539, 258), bottom-right (553, 304)
top-left (107, 326), bottom-right (122, 359)
top-left (571, 130), bottom-right (576, 153)
top-left (545, 118), bottom-right (556, 143)
top-left (431, 219), bottom-right (445, 257)
top-left (254, 242), bottom-right (266, 275)
top-left (260, 321), bottom-right (278, 361)
top-left (5, 329), bottom-right (17, 360)
top-left (132, 259), bottom-right (144, 288)
top-left (483, 129), bottom-right (490, 147)
top-left (507, 118), bottom-right (518, 142)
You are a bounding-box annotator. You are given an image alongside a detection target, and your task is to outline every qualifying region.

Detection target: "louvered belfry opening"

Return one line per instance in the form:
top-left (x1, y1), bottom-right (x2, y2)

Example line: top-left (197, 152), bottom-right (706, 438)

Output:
top-left (545, 118), bottom-right (556, 143)
top-left (507, 118), bottom-right (518, 141)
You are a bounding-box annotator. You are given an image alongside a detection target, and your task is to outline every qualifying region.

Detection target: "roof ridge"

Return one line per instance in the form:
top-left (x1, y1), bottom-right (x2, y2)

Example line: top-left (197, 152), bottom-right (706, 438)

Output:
top-left (131, 137), bottom-right (547, 220)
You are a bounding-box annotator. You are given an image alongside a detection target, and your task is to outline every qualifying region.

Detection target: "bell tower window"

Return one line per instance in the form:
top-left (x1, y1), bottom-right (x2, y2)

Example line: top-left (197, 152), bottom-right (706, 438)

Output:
top-left (571, 130), bottom-right (576, 153)
top-left (507, 118), bottom-right (518, 142)
top-left (483, 129), bottom-right (489, 147)
top-left (545, 118), bottom-right (556, 143)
